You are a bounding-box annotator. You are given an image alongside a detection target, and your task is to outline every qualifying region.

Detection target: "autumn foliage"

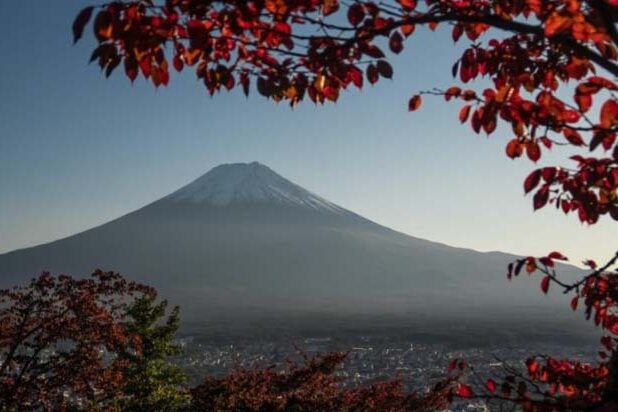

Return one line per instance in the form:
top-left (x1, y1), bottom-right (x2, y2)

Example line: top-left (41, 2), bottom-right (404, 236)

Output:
top-left (0, 271), bottom-right (152, 410)
top-left (474, 251), bottom-right (618, 411)
top-left (191, 352), bottom-right (455, 411)
top-left (0, 271), bottom-right (186, 411)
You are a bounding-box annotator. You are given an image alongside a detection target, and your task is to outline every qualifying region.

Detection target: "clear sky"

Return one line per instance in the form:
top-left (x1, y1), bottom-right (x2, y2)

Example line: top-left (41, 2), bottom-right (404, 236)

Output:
top-left (0, 1), bottom-right (615, 267)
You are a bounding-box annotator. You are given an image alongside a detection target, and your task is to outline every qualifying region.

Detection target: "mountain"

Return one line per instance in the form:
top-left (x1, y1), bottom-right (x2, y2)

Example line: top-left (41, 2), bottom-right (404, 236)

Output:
top-left (0, 162), bottom-right (586, 329)
top-left (164, 161), bottom-right (349, 213)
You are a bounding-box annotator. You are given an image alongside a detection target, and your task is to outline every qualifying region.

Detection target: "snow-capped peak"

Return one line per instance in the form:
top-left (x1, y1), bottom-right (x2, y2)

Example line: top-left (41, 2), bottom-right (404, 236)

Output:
top-left (164, 162), bottom-right (347, 213)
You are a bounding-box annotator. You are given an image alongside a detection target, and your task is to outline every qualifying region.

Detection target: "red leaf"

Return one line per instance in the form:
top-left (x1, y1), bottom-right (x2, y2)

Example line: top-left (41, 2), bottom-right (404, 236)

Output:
top-left (471, 109), bottom-right (482, 133)
top-left (544, 12), bottom-right (572, 37)
top-left (274, 22), bottom-right (291, 36)
top-left (347, 4), bottom-right (365, 26)
top-left (93, 10), bottom-right (113, 42)
top-left (389, 32), bottom-right (403, 54)
top-left (363, 45), bottom-right (385, 59)
top-left (399, 0), bottom-right (417, 9)
top-left (485, 379), bottom-right (497, 393)
top-left (459, 105), bottom-right (471, 123)
top-left (408, 95), bottom-right (422, 111)
top-left (533, 186), bottom-right (549, 210)
top-left (376, 60), bottom-right (393, 79)
top-left (445, 86), bottom-right (461, 101)
top-left (139, 57), bottom-right (152, 78)
top-left (524, 170), bottom-right (542, 194)
top-left (526, 141), bottom-right (541, 162)
top-left (366, 64), bottom-right (379, 84)
top-left (541, 276), bottom-right (550, 294)
top-left (401, 23), bottom-right (415, 37)
top-left (574, 93), bottom-right (592, 112)
top-left (562, 109), bottom-right (580, 123)
top-left (564, 129), bottom-right (584, 146)
top-left (539, 257), bottom-right (554, 267)
top-left (571, 297), bottom-right (579, 311)
top-left (104, 54), bottom-right (121, 78)
top-left (322, 0), bottom-right (339, 16)
top-left (542, 167), bottom-right (556, 182)
top-left (452, 24), bottom-right (463, 42)
top-left (173, 55), bottom-right (184, 72)
top-left (527, 358), bottom-right (540, 374)
top-left (257, 77), bottom-right (272, 97)
top-left (73, 6), bottom-right (94, 44)
top-left (600, 99), bottom-right (618, 128)
top-left (525, 257), bottom-right (537, 274)
top-left (548, 251), bottom-right (568, 261)
top-left (348, 66), bottom-right (363, 89)
top-left (323, 85), bottom-right (339, 102)
top-left (540, 136), bottom-right (553, 149)
top-left (457, 384), bottom-right (473, 398)
top-left (506, 139), bottom-right (523, 159)
top-left (590, 130), bottom-right (608, 152)
top-left (589, 76), bottom-right (618, 91)
top-left (124, 57), bottom-right (138, 82)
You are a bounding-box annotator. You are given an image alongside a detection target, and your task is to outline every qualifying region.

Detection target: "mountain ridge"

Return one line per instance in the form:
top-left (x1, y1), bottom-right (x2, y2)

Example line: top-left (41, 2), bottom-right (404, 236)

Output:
top-left (0, 162), bottom-right (587, 328)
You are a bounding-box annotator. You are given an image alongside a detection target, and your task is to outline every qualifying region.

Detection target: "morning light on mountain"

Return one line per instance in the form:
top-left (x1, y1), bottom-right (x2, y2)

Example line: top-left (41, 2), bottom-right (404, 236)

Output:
top-left (2, 1), bottom-right (617, 411)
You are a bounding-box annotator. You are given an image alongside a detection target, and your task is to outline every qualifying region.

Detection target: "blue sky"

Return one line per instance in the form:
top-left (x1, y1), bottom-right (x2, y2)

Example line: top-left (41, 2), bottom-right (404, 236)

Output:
top-left (0, 1), bottom-right (615, 266)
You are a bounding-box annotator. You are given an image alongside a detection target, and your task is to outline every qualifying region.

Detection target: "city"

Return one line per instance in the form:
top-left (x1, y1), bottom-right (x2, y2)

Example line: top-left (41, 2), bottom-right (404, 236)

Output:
top-left (174, 332), bottom-right (599, 411)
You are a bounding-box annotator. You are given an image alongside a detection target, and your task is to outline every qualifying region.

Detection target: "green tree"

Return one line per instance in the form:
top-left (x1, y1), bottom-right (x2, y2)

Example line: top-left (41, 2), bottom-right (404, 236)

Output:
top-left (119, 292), bottom-right (189, 411)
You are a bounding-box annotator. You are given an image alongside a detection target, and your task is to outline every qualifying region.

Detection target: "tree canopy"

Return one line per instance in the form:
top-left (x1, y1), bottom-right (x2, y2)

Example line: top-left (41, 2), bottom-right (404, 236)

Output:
top-left (74, 0), bottom-right (618, 226)
top-left (0, 271), bottom-right (187, 411)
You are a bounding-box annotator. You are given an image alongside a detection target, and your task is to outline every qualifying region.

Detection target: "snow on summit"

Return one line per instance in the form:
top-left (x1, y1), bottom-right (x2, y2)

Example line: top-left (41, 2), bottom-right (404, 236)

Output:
top-left (165, 162), bottom-right (345, 212)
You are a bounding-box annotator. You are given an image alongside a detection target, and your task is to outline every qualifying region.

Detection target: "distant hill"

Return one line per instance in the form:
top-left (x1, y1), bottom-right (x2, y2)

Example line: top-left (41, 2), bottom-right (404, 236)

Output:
top-left (0, 162), bottom-right (589, 332)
